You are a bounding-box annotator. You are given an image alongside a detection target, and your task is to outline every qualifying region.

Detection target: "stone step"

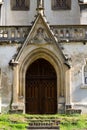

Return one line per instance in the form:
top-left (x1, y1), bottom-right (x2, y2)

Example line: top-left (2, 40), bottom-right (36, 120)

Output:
top-left (27, 119), bottom-right (60, 130)
top-left (27, 128), bottom-right (59, 130)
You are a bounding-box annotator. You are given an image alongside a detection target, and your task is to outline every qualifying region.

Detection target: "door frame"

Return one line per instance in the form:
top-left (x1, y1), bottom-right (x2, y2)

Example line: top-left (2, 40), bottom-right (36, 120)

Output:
top-left (15, 48), bottom-right (67, 113)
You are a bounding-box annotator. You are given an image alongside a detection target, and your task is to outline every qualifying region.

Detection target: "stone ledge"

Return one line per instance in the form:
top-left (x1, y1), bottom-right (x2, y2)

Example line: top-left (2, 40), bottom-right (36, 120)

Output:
top-left (66, 108), bottom-right (82, 114)
top-left (28, 126), bottom-right (59, 129)
top-left (9, 109), bottom-right (23, 114)
top-left (80, 84), bottom-right (87, 89)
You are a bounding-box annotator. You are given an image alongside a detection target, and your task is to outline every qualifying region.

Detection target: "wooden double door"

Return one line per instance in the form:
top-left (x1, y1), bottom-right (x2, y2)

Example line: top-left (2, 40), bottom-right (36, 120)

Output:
top-left (25, 59), bottom-right (57, 114)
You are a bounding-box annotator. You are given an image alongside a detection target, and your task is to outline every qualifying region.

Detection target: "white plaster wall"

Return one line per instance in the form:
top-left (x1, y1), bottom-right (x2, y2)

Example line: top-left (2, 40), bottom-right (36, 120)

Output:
top-left (80, 9), bottom-right (87, 24)
top-left (0, 45), bottom-right (19, 112)
top-left (62, 42), bottom-right (87, 108)
top-left (0, 46), bottom-right (18, 67)
top-left (1, 0), bottom-right (80, 25)
top-left (44, 0), bottom-right (80, 25)
top-left (1, 0), bottom-right (37, 25)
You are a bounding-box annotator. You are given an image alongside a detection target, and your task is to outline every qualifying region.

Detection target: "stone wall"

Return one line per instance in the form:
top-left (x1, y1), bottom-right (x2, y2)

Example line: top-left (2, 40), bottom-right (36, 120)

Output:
top-left (44, 0), bottom-right (80, 25)
top-left (62, 42), bottom-right (87, 113)
top-left (1, 0), bottom-right (37, 25)
top-left (1, 0), bottom-right (80, 25)
top-left (1, 42), bottom-right (87, 113)
top-left (0, 44), bottom-right (19, 113)
top-left (80, 7), bottom-right (87, 24)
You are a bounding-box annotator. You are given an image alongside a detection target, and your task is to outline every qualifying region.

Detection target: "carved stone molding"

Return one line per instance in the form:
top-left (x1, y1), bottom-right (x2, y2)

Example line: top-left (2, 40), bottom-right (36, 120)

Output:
top-left (29, 27), bottom-right (53, 44)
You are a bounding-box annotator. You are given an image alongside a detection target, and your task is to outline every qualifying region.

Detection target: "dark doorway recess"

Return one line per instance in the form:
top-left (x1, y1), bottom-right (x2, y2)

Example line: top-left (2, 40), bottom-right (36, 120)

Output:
top-left (25, 58), bottom-right (57, 114)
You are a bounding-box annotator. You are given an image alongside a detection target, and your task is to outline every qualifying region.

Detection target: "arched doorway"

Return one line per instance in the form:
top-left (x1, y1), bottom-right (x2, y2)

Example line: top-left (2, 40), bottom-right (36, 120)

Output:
top-left (25, 58), bottom-right (57, 114)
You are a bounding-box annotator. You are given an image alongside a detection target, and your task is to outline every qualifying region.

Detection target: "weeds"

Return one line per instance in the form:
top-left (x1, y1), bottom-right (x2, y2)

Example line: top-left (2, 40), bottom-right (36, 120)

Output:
top-left (0, 114), bottom-right (87, 130)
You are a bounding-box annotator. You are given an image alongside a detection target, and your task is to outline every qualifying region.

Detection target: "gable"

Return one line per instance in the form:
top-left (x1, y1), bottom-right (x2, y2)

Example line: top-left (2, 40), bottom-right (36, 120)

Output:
top-left (11, 13), bottom-right (70, 68)
top-left (28, 15), bottom-right (55, 45)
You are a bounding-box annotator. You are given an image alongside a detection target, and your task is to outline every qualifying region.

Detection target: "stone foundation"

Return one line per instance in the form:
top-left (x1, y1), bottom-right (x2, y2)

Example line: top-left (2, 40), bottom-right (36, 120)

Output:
top-left (73, 104), bottom-right (87, 114)
top-left (65, 104), bottom-right (82, 114)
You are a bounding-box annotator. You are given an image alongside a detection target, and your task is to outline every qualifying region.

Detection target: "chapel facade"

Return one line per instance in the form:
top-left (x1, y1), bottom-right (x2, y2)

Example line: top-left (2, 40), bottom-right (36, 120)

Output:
top-left (0, 0), bottom-right (87, 114)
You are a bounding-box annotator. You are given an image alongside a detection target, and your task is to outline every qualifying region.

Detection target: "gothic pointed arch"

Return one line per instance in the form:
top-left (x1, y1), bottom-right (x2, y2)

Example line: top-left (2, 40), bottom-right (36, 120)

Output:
top-left (10, 10), bottom-right (70, 113)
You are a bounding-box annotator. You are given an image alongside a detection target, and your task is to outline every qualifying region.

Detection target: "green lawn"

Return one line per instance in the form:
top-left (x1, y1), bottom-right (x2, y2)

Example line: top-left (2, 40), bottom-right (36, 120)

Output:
top-left (0, 114), bottom-right (87, 130)
top-left (0, 114), bottom-right (27, 130)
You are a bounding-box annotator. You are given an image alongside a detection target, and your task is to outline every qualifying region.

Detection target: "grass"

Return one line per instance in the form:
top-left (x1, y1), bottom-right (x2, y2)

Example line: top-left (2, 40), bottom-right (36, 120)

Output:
top-left (0, 114), bottom-right (28, 130)
top-left (0, 114), bottom-right (87, 129)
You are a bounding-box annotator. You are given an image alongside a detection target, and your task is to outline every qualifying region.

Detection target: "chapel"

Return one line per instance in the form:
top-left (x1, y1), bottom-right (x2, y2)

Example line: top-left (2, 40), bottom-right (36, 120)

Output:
top-left (0, 0), bottom-right (87, 114)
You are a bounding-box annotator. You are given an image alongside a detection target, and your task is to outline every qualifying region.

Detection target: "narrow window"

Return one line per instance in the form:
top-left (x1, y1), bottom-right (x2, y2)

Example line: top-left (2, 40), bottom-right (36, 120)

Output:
top-left (16, 0), bottom-right (20, 8)
top-left (11, 0), bottom-right (30, 11)
top-left (52, 0), bottom-right (71, 10)
top-left (84, 64), bottom-right (87, 84)
top-left (0, 1), bottom-right (3, 25)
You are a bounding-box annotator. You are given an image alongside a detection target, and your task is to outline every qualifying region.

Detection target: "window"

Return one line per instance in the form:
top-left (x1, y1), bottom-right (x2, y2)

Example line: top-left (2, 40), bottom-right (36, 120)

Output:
top-left (0, 1), bottom-right (3, 25)
top-left (11, 0), bottom-right (30, 11)
top-left (52, 0), bottom-right (71, 10)
top-left (80, 61), bottom-right (87, 89)
top-left (84, 64), bottom-right (87, 84)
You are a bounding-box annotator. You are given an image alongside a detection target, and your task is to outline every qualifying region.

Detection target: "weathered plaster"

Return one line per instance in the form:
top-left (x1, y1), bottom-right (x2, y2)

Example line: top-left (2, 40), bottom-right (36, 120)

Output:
top-left (0, 45), bottom-right (19, 112)
top-left (62, 42), bottom-right (87, 112)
